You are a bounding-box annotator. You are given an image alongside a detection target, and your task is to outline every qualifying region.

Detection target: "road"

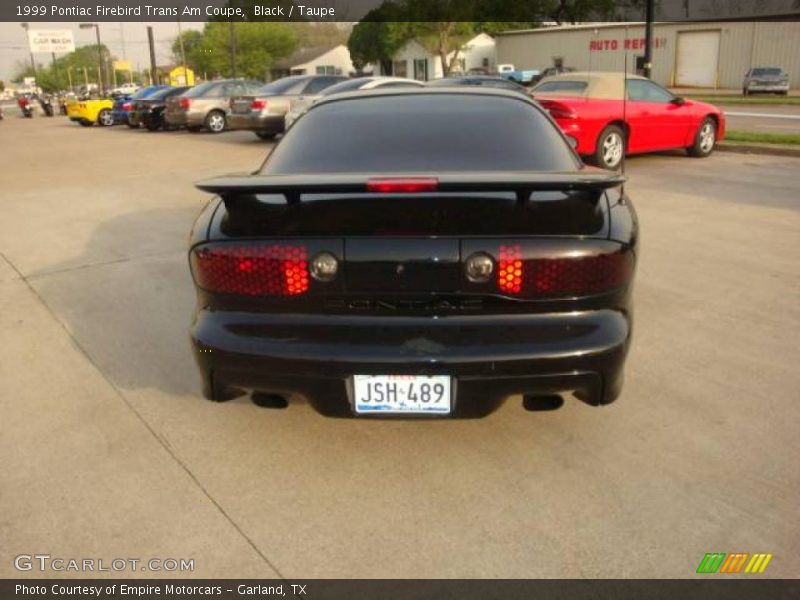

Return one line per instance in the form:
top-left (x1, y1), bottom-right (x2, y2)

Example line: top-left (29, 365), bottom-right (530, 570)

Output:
top-left (0, 116), bottom-right (798, 579)
top-left (717, 103), bottom-right (800, 134)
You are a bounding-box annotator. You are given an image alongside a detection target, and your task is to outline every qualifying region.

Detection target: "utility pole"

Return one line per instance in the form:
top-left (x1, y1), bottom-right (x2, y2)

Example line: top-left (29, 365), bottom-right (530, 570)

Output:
top-left (177, 17), bottom-right (188, 84)
top-left (643, 0), bottom-right (654, 79)
top-left (20, 23), bottom-right (38, 82)
top-left (229, 22), bottom-right (237, 78)
top-left (147, 26), bottom-right (158, 85)
top-left (80, 23), bottom-right (105, 94)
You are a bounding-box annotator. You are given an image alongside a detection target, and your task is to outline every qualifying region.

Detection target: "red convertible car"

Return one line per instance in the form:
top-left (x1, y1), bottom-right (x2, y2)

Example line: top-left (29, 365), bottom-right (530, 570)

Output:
top-left (532, 72), bottom-right (725, 169)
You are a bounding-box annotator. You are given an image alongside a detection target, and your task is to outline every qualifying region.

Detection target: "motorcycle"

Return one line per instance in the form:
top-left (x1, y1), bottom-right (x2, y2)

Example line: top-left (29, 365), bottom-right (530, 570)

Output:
top-left (18, 97), bottom-right (34, 118)
top-left (39, 95), bottom-right (54, 117)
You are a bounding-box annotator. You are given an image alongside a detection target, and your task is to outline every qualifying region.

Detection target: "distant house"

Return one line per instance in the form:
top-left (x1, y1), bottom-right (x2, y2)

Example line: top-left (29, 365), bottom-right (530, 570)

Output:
top-left (270, 45), bottom-right (356, 80)
top-left (378, 33), bottom-right (497, 81)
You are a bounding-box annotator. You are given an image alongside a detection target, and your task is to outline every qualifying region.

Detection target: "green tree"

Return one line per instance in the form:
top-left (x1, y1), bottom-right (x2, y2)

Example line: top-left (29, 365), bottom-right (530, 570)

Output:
top-left (13, 44), bottom-right (114, 92)
top-left (200, 22), bottom-right (297, 80)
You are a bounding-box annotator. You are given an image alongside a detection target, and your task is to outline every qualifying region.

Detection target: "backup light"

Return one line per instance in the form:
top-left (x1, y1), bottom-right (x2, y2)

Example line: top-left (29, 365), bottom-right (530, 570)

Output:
top-left (309, 252), bottom-right (338, 282)
top-left (465, 253), bottom-right (494, 283)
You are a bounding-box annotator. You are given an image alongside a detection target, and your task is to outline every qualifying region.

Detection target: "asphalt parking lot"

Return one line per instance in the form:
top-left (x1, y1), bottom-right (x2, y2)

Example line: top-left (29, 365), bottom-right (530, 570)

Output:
top-left (1, 116), bottom-right (798, 579)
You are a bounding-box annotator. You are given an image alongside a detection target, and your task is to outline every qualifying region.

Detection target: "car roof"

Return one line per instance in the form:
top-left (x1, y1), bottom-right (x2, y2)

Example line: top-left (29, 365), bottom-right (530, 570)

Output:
top-left (535, 71), bottom-right (648, 99)
top-left (310, 86), bottom-right (537, 109)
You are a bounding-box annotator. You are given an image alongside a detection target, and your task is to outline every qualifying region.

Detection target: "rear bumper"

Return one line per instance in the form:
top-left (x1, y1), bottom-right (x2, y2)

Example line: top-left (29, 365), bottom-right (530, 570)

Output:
top-left (228, 112), bottom-right (285, 134)
top-left (747, 83), bottom-right (790, 92)
top-left (190, 309), bottom-right (632, 418)
top-left (165, 110), bottom-right (188, 126)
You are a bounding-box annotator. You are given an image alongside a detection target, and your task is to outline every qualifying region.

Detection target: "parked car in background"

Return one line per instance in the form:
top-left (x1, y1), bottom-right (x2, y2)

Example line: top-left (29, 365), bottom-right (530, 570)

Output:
top-left (742, 67), bottom-right (790, 95)
top-left (285, 76), bottom-right (425, 129)
top-left (112, 83), bottom-right (140, 96)
top-left (497, 64), bottom-right (540, 85)
top-left (66, 97), bottom-right (115, 127)
top-left (427, 75), bottom-right (532, 96)
top-left (534, 66), bottom-right (576, 84)
top-left (129, 86), bottom-right (190, 131)
top-left (228, 75), bottom-right (347, 140)
top-left (532, 71), bottom-right (725, 170)
top-left (112, 85), bottom-right (170, 126)
top-left (165, 79), bottom-right (262, 133)
top-left (189, 88), bottom-right (637, 416)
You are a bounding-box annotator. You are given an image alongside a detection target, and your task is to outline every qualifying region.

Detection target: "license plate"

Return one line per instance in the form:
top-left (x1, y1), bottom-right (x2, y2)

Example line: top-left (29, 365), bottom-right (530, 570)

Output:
top-left (233, 101), bottom-right (251, 113)
top-left (352, 375), bottom-right (451, 415)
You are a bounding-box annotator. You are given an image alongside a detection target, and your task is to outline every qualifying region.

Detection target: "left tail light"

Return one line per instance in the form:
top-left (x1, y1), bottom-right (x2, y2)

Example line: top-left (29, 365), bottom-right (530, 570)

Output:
top-left (179, 97), bottom-right (191, 110)
top-left (251, 99), bottom-right (267, 110)
top-left (191, 243), bottom-right (309, 296)
top-left (537, 100), bottom-right (577, 120)
top-left (122, 102), bottom-right (132, 111)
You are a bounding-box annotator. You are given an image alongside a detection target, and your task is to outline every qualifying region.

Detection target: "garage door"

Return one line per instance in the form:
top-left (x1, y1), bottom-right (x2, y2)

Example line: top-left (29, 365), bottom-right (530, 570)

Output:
top-left (675, 30), bottom-right (720, 87)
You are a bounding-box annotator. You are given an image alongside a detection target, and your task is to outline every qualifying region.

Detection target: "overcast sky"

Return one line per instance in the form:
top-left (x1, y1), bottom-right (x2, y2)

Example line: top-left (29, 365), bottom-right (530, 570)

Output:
top-left (0, 21), bottom-right (204, 82)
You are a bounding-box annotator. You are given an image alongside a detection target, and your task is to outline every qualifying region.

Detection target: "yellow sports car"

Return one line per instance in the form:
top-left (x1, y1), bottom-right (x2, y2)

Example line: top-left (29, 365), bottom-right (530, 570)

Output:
top-left (66, 98), bottom-right (115, 127)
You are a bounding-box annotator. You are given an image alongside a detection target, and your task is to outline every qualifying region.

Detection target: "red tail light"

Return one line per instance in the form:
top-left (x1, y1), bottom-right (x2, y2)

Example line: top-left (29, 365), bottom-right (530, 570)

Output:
top-left (251, 99), bottom-right (267, 110)
top-left (537, 100), bottom-right (577, 120)
top-left (179, 97), bottom-right (191, 110)
top-left (122, 102), bottom-right (132, 111)
top-left (497, 244), bottom-right (632, 297)
top-left (366, 178), bottom-right (438, 193)
top-left (191, 243), bottom-right (309, 296)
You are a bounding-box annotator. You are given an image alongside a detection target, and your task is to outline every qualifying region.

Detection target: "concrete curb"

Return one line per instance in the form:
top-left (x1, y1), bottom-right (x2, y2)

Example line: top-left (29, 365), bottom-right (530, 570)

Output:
top-left (717, 141), bottom-right (800, 158)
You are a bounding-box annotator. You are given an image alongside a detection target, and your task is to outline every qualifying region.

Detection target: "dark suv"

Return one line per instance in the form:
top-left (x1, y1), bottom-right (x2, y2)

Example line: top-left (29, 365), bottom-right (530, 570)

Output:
top-left (189, 89), bottom-right (638, 418)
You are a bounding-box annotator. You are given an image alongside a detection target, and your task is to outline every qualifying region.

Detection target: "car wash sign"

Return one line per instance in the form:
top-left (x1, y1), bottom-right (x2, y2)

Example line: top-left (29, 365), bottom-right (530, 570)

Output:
top-left (28, 29), bottom-right (75, 53)
top-left (590, 37), bottom-right (668, 52)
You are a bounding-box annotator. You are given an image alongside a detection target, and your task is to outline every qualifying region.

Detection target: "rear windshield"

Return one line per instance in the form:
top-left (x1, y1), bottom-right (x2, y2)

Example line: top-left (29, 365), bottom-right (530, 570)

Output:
top-left (132, 87), bottom-right (162, 99)
top-left (256, 77), bottom-right (308, 95)
top-left (264, 94), bottom-right (578, 174)
top-left (182, 82), bottom-right (220, 98)
top-left (752, 68), bottom-right (783, 76)
top-left (150, 87), bottom-right (186, 100)
top-left (534, 81), bottom-right (588, 94)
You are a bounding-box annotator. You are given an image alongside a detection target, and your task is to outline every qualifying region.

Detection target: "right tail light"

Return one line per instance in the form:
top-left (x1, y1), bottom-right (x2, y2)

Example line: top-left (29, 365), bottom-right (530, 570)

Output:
top-left (496, 243), bottom-right (633, 297)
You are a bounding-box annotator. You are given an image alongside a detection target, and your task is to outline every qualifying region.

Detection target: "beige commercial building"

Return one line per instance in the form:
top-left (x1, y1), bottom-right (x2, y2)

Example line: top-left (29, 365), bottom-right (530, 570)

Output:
top-left (496, 21), bottom-right (800, 89)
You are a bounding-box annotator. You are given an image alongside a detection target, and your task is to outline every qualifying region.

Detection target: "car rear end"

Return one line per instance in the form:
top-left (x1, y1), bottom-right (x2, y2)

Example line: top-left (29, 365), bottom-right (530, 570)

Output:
top-left (745, 68), bottom-right (790, 94)
top-left (165, 92), bottom-right (193, 128)
top-left (228, 77), bottom-right (309, 135)
top-left (111, 95), bottom-right (132, 124)
top-left (189, 90), bottom-right (638, 418)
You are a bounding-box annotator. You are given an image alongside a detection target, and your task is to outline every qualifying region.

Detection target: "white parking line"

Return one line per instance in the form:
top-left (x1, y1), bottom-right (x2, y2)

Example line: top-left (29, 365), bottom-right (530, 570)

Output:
top-left (725, 111), bottom-right (800, 120)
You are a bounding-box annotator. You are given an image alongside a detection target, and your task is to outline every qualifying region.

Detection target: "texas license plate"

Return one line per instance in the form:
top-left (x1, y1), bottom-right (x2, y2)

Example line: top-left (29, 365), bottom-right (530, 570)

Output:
top-left (352, 375), bottom-right (451, 415)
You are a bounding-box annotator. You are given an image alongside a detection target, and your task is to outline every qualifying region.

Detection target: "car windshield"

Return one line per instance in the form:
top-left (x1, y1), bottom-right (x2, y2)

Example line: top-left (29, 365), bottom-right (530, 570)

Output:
top-left (265, 93), bottom-right (578, 174)
top-left (752, 68), bottom-right (783, 76)
top-left (320, 78), bottom-right (375, 95)
top-left (256, 77), bottom-right (308, 95)
top-left (182, 82), bottom-right (220, 98)
top-left (534, 81), bottom-right (588, 95)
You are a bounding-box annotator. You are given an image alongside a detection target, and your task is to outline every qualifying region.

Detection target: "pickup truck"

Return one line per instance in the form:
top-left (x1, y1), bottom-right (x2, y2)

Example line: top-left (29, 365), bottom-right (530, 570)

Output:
top-left (497, 64), bottom-right (540, 85)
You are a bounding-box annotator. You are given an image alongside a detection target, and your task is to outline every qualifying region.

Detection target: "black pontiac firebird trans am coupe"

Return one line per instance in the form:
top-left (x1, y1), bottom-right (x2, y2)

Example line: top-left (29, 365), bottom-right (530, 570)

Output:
top-left (188, 88), bottom-right (638, 418)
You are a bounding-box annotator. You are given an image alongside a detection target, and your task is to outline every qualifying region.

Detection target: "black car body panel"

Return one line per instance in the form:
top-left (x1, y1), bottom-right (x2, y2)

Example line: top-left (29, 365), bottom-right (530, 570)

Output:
top-left (129, 87), bottom-right (190, 130)
top-left (188, 89), bottom-right (638, 418)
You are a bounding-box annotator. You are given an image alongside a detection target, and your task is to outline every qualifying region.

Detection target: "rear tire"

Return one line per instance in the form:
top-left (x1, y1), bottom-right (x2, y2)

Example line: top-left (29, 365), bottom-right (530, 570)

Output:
top-left (687, 117), bottom-right (716, 158)
top-left (593, 125), bottom-right (626, 170)
top-left (97, 109), bottom-right (114, 127)
top-left (204, 110), bottom-right (226, 133)
top-left (145, 120), bottom-right (160, 131)
top-left (742, 87), bottom-right (749, 96)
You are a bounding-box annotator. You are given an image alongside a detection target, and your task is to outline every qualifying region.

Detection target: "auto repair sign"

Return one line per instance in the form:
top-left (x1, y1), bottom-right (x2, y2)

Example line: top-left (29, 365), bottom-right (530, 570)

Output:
top-left (28, 29), bottom-right (75, 53)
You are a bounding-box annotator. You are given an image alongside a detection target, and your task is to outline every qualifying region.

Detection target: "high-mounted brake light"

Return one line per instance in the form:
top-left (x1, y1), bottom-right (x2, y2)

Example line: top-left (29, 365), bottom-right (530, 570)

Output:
top-left (496, 244), bottom-right (632, 297)
top-left (366, 178), bottom-right (438, 193)
top-left (191, 243), bottom-right (309, 296)
top-left (179, 97), bottom-right (191, 110)
top-left (251, 99), bottom-right (267, 110)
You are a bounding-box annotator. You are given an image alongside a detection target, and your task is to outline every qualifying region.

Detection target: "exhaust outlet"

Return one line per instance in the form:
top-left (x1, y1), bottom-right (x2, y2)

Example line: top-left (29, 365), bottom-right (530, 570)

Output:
top-left (522, 394), bottom-right (564, 412)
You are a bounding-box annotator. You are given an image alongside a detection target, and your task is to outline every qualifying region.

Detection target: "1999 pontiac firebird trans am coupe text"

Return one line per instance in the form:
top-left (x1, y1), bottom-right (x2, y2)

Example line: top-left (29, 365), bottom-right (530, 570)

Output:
top-left (188, 89), bottom-right (638, 418)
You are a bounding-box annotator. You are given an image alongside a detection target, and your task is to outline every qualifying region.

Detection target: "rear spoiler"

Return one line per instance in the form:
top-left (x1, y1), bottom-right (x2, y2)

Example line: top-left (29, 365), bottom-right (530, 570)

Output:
top-left (195, 171), bottom-right (626, 210)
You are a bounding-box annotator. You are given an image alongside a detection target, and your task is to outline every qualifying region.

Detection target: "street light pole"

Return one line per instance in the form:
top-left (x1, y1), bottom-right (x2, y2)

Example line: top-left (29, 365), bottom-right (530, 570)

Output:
top-left (229, 22), bottom-right (237, 78)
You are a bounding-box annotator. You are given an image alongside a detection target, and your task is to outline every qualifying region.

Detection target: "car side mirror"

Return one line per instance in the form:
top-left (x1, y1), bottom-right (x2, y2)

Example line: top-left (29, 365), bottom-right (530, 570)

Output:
top-left (670, 96), bottom-right (686, 106)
